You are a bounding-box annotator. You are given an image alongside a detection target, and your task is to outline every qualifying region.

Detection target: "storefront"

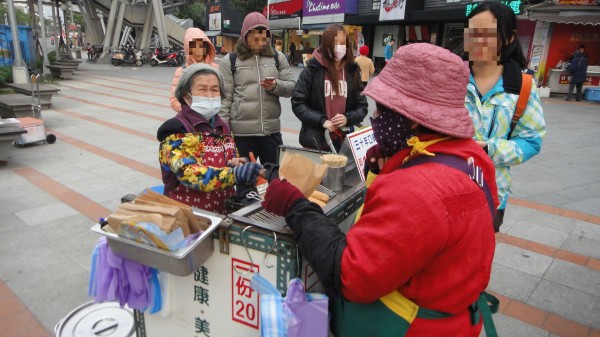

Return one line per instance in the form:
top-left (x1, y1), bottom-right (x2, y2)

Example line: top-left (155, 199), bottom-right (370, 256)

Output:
top-left (206, 2), bottom-right (224, 54)
top-left (264, 0), bottom-right (303, 62)
top-left (525, 1), bottom-right (600, 92)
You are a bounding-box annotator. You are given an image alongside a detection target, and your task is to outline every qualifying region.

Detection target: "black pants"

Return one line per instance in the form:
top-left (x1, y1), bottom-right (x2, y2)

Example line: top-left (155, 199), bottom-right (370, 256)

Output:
top-left (567, 82), bottom-right (584, 101)
top-left (235, 133), bottom-right (283, 165)
top-left (493, 208), bottom-right (505, 233)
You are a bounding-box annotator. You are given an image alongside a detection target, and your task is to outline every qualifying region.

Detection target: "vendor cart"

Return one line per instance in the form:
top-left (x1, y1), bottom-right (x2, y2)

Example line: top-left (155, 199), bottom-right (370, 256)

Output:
top-left (91, 142), bottom-right (367, 337)
top-left (14, 74), bottom-right (56, 147)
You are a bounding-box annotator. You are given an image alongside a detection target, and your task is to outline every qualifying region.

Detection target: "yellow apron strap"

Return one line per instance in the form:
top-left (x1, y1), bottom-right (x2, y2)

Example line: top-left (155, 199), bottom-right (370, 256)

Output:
top-left (379, 291), bottom-right (419, 324)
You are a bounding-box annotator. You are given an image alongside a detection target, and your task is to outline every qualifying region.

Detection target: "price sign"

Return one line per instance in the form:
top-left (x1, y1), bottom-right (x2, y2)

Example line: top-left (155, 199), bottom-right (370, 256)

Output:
top-left (346, 127), bottom-right (376, 182)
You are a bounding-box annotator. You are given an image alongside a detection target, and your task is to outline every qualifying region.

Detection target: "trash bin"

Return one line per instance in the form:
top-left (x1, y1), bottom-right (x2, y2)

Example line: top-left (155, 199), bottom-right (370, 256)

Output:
top-left (54, 301), bottom-right (136, 337)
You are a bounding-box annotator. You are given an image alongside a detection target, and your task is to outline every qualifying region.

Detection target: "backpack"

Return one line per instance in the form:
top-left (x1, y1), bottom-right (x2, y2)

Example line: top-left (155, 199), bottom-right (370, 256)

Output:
top-left (508, 73), bottom-right (532, 140)
top-left (229, 52), bottom-right (280, 77)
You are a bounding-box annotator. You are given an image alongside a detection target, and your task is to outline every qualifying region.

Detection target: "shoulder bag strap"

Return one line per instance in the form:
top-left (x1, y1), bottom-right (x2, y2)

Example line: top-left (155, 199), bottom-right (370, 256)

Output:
top-left (508, 73), bottom-right (532, 140)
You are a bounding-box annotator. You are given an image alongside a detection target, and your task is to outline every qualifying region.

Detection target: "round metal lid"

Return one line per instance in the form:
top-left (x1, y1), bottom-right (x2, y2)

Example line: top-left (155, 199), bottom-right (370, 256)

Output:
top-left (55, 301), bottom-right (136, 337)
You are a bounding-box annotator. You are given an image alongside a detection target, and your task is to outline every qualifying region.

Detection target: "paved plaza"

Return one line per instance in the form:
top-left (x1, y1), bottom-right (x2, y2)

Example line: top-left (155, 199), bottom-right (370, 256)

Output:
top-left (0, 58), bottom-right (599, 337)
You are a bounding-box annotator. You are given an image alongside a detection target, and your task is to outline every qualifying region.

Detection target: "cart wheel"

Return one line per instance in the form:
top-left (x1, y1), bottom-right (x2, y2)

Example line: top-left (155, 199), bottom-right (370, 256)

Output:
top-left (46, 134), bottom-right (57, 144)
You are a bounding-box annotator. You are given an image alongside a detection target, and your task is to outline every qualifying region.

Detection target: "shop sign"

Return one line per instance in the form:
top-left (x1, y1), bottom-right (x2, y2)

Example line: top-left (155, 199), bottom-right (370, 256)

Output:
top-left (347, 127), bottom-right (376, 181)
top-left (379, 0), bottom-right (406, 22)
top-left (208, 2), bottom-right (220, 14)
top-left (558, 0), bottom-right (596, 4)
top-left (209, 13), bottom-right (221, 31)
top-left (559, 75), bottom-right (599, 86)
top-left (466, 1), bottom-right (524, 16)
top-left (268, 0), bottom-right (302, 20)
top-left (303, 0), bottom-right (345, 17)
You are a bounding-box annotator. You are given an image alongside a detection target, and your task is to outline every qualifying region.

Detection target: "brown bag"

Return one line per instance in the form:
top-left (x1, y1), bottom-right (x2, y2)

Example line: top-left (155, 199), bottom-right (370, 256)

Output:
top-left (279, 152), bottom-right (328, 197)
top-left (136, 189), bottom-right (206, 232)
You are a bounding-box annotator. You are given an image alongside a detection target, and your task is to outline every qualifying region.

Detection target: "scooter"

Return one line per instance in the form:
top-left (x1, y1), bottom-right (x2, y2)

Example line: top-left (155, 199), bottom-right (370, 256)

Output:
top-left (149, 46), bottom-right (182, 67)
top-left (111, 44), bottom-right (143, 67)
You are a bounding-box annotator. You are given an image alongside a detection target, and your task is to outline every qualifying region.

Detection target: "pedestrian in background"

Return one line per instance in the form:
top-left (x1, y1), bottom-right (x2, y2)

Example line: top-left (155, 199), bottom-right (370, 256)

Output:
top-left (288, 42), bottom-right (297, 64)
top-left (464, 1), bottom-right (546, 232)
top-left (291, 24), bottom-right (368, 152)
top-left (565, 45), bottom-right (589, 101)
top-left (384, 38), bottom-right (395, 64)
top-left (170, 28), bottom-right (218, 113)
top-left (219, 12), bottom-right (295, 164)
top-left (355, 45), bottom-right (375, 87)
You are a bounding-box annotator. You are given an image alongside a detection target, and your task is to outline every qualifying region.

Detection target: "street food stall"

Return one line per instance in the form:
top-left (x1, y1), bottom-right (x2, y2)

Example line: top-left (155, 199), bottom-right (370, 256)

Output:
top-left (86, 134), bottom-right (370, 337)
top-left (546, 65), bottom-right (600, 94)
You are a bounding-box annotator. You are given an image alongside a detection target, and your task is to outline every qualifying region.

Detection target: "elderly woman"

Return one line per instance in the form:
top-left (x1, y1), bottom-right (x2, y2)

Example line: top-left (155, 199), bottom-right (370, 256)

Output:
top-left (157, 63), bottom-right (261, 214)
top-left (262, 44), bottom-right (499, 336)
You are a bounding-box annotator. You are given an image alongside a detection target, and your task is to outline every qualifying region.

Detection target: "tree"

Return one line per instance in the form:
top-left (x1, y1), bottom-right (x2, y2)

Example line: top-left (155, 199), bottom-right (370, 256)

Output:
top-left (177, 2), bottom-right (207, 30)
top-left (0, 4), bottom-right (31, 25)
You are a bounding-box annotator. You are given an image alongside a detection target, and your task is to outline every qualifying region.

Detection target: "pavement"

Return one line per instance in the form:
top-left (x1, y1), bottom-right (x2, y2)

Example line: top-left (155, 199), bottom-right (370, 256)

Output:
top-left (0, 56), bottom-right (599, 337)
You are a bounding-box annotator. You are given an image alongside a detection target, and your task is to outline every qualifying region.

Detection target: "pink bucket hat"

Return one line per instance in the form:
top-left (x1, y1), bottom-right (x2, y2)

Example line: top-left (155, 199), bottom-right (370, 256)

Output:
top-left (363, 43), bottom-right (474, 139)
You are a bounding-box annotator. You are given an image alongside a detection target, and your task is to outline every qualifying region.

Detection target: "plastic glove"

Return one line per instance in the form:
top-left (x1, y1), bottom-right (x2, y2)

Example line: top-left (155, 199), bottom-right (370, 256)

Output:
top-left (234, 163), bottom-right (262, 185)
top-left (262, 178), bottom-right (305, 217)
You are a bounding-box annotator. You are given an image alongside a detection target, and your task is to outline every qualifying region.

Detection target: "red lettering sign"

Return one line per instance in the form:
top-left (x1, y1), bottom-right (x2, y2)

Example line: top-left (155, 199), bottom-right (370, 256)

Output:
top-left (231, 258), bottom-right (259, 329)
top-left (559, 75), bottom-right (600, 86)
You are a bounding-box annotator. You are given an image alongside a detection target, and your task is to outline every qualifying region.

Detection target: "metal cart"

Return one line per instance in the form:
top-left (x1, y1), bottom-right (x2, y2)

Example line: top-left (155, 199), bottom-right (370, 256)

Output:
top-left (14, 74), bottom-right (56, 147)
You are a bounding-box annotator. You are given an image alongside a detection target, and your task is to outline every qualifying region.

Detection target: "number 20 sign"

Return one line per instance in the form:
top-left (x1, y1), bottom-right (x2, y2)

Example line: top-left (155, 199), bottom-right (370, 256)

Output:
top-left (231, 258), bottom-right (259, 329)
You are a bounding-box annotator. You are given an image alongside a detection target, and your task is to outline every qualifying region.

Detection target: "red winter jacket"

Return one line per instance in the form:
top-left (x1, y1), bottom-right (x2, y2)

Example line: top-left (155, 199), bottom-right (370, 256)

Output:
top-left (341, 137), bottom-right (498, 336)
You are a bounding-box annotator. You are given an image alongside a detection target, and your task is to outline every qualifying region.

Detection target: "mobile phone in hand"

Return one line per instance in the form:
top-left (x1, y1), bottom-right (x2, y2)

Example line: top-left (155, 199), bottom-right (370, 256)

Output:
top-left (264, 77), bottom-right (276, 81)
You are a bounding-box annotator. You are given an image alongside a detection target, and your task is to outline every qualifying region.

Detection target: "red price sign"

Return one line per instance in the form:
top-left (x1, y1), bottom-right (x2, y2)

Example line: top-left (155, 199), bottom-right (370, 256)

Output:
top-left (231, 258), bottom-right (259, 329)
top-left (559, 75), bottom-right (600, 85)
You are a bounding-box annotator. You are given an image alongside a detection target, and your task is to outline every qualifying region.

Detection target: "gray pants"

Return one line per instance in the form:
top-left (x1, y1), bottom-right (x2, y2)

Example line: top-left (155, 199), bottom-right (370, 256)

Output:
top-left (567, 82), bottom-right (584, 101)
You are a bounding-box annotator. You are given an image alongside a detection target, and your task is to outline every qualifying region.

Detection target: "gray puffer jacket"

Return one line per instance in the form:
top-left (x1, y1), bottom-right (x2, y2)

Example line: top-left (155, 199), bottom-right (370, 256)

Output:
top-left (219, 39), bottom-right (296, 136)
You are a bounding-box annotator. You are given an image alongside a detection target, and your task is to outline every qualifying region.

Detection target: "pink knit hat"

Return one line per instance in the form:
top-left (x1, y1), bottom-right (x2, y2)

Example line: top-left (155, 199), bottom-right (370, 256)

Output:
top-left (363, 43), bottom-right (474, 139)
top-left (241, 12), bottom-right (269, 48)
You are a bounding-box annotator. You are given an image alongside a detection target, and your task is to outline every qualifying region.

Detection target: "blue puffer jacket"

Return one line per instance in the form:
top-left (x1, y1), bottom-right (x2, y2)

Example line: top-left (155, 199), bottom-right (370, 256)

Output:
top-left (569, 54), bottom-right (589, 83)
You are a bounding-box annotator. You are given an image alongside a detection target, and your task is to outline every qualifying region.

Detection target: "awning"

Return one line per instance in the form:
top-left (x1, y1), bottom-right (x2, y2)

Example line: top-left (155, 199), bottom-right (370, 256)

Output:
top-left (525, 4), bottom-right (600, 25)
top-left (205, 31), bottom-right (221, 37)
top-left (269, 17), bottom-right (302, 30)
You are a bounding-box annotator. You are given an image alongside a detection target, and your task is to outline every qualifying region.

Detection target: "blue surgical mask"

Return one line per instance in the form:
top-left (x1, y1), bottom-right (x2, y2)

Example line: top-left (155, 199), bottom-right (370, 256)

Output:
top-left (188, 95), bottom-right (221, 120)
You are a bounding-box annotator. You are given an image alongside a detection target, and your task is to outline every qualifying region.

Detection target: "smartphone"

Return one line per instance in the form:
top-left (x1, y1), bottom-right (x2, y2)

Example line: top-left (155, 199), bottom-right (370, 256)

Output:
top-left (264, 76), bottom-right (276, 81)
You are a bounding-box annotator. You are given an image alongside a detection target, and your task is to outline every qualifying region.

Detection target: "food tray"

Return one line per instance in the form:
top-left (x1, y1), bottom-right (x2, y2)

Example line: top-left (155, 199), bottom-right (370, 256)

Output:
top-left (91, 210), bottom-right (223, 276)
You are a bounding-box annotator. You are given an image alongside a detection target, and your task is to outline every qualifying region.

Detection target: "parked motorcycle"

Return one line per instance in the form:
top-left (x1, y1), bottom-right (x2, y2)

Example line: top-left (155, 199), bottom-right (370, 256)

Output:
top-left (111, 44), bottom-right (143, 67)
top-left (150, 46), bottom-right (183, 67)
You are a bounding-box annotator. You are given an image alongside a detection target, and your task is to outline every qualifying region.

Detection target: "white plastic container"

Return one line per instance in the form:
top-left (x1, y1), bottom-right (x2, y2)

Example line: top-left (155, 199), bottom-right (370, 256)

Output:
top-left (538, 86), bottom-right (551, 98)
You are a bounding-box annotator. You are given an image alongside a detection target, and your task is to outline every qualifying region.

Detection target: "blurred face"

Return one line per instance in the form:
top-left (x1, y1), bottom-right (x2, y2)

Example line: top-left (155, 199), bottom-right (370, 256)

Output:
top-left (464, 10), bottom-right (499, 64)
top-left (247, 28), bottom-right (270, 53)
top-left (184, 74), bottom-right (220, 104)
top-left (189, 39), bottom-right (208, 63)
top-left (334, 31), bottom-right (346, 46)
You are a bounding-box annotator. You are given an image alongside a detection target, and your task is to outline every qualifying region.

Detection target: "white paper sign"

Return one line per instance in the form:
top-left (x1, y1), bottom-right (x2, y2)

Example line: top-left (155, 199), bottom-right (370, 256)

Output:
top-left (346, 127), bottom-right (376, 182)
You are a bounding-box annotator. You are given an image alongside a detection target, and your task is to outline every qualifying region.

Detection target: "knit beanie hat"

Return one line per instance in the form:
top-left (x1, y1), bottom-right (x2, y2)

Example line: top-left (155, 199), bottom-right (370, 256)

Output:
top-left (175, 63), bottom-right (223, 104)
top-left (359, 45), bottom-right (369, 56)
top-left (241, 12), bottom-right (269, 47)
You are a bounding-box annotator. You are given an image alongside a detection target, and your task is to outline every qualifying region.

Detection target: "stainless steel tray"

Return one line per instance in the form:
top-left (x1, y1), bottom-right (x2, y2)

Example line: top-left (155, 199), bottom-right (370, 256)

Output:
top-left (91, 210), bottom-right (223, 276)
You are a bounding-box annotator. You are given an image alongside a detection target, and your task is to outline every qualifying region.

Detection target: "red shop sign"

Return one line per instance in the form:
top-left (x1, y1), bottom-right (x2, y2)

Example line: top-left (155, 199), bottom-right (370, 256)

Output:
top-left (559, 75), bottom-right (600, 86)
top-left (268, 0), bottom-right (302, 20)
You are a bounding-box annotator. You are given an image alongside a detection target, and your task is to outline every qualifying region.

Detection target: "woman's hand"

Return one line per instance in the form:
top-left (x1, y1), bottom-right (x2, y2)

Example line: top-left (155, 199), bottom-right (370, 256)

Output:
top-left (331, 114), bottom-right (348, 127)
top-left (323, 120), bottom-right (337, 132)
top-left (227, 157), bottom-right (248, 167)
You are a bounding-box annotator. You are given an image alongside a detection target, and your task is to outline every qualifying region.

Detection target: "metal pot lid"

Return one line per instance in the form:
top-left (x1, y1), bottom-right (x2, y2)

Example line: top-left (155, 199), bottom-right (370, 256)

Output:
top-left (55, 301), bottom-right (136, 337)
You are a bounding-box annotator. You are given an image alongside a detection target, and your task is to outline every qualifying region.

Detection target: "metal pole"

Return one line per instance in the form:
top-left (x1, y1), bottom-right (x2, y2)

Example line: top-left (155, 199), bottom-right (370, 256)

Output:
top-left (53, 2), bottom-right (59, 56)
top-left (111, 0), bottom-right (127, 49)
top-left (38, 0), bottom-right (49, 74)
top-left (7, 0), bottom-right (28, 83)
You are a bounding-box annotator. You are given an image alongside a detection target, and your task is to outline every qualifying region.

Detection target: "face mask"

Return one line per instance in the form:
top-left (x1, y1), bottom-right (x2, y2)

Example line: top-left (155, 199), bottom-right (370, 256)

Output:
top-left (370, 109), bottom-right (413, 157)
top-left (334, 44), bottom-right (346, 61)
top-left (188, 95), bottom-right (221, 120)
